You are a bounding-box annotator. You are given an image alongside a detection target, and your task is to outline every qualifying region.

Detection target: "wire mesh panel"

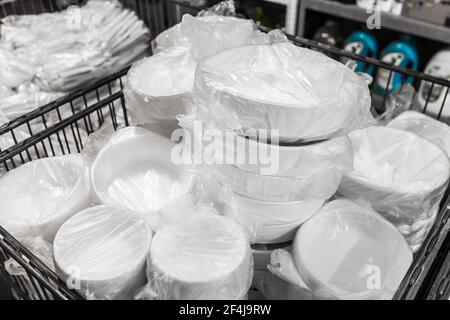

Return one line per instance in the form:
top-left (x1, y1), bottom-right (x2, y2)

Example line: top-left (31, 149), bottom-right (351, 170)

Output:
top-left (1, 0), bottom-right (450, 301)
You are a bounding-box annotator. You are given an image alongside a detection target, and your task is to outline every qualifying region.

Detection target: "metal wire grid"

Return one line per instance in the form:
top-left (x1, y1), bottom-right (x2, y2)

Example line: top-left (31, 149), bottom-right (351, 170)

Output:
top-left (0, 0), bottom-right (450, 300)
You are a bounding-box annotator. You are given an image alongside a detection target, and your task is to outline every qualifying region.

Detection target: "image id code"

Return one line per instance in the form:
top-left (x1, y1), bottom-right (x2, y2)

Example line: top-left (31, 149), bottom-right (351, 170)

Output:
top-left (179, 304), bottom-right (272, 317)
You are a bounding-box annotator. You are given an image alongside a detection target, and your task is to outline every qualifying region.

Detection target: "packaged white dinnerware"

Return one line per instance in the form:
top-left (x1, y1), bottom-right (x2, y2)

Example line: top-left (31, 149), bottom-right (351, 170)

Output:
top-left (199, 163), bottom-right (343, 202)
top-left (223, 190), bottom-right (324, 244)
top-left (90, 126), bottom-right (196, 226)
top-left (338, 126), bottom-right (450, 251)
top-left (124, 47), bottom-right (196, 138)
top-left (388, 110), bottom-right (450, 157)
top-left (0, 154), bottom-right (90, 241)
top-left (143, 212), bottom-right (253, 300)
top-left (269, 199), bottom-right (413, 300)
top-left (53, 205), bottom-right (152, 300)
top-left (194, 41), bottom-right (374, 142)
top-left (125, 14), bottom-right (256, 137)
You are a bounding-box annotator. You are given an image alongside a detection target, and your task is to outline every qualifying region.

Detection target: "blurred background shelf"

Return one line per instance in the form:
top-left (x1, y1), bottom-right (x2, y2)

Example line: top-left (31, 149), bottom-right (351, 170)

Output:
top-left (298, 0), bottom-right (450, 45)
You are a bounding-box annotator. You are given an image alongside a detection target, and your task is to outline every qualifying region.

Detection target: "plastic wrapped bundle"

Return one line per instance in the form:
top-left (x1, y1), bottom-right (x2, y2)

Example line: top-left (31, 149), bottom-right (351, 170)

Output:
top-left (153, 14), bottom-right (256, 60)
top-left (194, 41), bottom-right (374, 142)
top-left (126, 14), bottom-right (256, 137)
top-left (124, 48), bottom-right (196, 137)
top-left (223, 191), bottom-right (324, 244)
top-left (145, 213), bottom-right (252, 299)
top-left (388, 110), bottom-right (450, 157)
top-left (338, 126), bottom-right (450, 251)
top-left (270, 199), bottom-right (412, 300)
top-left (91, 127), bottom-right (196, 225)
top-left (53, 205), bottom-right (152, 300)
top-left (0, 154), bottom-right (90, 241)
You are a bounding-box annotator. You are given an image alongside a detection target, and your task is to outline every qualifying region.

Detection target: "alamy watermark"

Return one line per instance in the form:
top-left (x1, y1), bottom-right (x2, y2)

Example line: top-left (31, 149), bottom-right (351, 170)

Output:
top-left (170, 121), bottom-right (280, 175)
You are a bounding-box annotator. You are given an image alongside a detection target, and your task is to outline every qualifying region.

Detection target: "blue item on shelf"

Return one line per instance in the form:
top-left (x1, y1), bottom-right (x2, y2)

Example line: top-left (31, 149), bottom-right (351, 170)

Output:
top-left (343, 30), bottom-right (378, 75)
top-left (374, 36), bottom-right (420, 95)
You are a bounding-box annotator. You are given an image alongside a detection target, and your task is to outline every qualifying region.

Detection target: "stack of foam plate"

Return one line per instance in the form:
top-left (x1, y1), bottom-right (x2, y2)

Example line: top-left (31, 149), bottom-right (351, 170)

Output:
top-left (53, 205), bottom-right (152, 300)
top-left (338, 126), bottom-right (450, 251)
top-left (188, 41), bottom-right (372, 246)
top-left (146, 214), bottom-right (252, 300)
top-left (194, 41), bottom-right (372, 143)
top-left (197, 131), bottom-right (353, 244)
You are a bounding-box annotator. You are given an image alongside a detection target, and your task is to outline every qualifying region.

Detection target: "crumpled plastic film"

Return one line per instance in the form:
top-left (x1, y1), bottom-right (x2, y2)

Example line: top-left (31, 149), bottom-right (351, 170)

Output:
top-left (198, 0), bottom-right (236, 17)
top-left (0, 154), bottom-right (91, 242)
top-left (152, 14), bottom-right (256, 60)
top-left (378, 84), bottom-right (421, 125)
top-left (338, 126), bottom-right (450, 251)
top-left (124, 47), bottom-right (196, 137)
top-left (53, 205), bottom-right (152, 300)
top-left (88, 126), bottom-right (198, 227)
top-left (388, 110), bottom-right (450, 157)
top-left (4, 236), bottom-right (54, 277)
top-left (140, 212), bottom-right (253, 300)
top-left (269, 199), bottom-right (413, 300)
top-left (193, 41), bottom-right (375, 142)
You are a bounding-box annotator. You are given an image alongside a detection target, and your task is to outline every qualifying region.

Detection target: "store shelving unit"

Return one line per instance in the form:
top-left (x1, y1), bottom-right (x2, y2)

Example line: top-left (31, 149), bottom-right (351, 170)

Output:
top-left (263, 0), bottom-right (299, 35)
top-left (297, 0), bottom-right (450, 44)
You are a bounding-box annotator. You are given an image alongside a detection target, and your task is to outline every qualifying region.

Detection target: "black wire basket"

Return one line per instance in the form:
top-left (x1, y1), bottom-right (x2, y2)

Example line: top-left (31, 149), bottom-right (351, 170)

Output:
top-left (1, 0), bottom-right (450, 300)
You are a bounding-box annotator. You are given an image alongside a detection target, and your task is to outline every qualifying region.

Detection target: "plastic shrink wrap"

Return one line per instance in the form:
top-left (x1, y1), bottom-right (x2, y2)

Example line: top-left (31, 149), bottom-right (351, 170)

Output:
top-left (90, 126), bottom-right (196, 227)
top-left (269, 199), bottom-right (413, 300)
top-left (140, 212), bottom-right (253, 300)
top-left (0, 154), bottom-right (91, 242)
top-left (388, 110), bottom-right (450, 157)
top-left (53, 205), bottom-right (152, 300)
top-left (338, 126), bottom-right (450, 251)
top-left (193, 41), bottom-right (375, 142)
top-left (124, 48), bottom-right (196, 138)
top-left (220, 187), bottom-right (324, 244)
top-left (125, 13), bottom-right (256, 137)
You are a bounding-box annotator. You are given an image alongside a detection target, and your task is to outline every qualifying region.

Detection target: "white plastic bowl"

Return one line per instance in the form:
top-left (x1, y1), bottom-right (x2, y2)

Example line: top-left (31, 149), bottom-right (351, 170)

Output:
top-left (338, 126), bottom-right (450, 248)
top-left (148, 214), bottom-right (252, 300)
top-left (225, 192), bottom-right (324, 244)
top-left (0, 154), bottom-right (90, 242)
top-left (124, 48), bottom-right (195, 138)
top-left (53, 205), bottom-right (152, 300)
top-left (91, 127), bottom-right (194, 221)
top-left (205, 163), bottom-right (343, 202)
top-left (388, 110), bottom-right (450, 157)
top-left (293, 199), bottom-right (413, 300)
top-left (195, 42), bottom-right (371, 142)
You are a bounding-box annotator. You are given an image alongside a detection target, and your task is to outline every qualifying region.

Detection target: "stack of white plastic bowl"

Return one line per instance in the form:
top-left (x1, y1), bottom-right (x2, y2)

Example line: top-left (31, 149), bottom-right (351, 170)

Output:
top-left (53, 205), bottom-right (152, 300)
top-left (124, 14), bottom-right (256, 138)
top-left (338, 126), bottom-right (450, 251)
top-left (191, 41), bottom-right (371, 245)
top-left (146, 213), bottom-right (252, 300)
top-left (0, 154), bottom-right (90, 242)
top-left (91, 127), bottom-right (196, 225)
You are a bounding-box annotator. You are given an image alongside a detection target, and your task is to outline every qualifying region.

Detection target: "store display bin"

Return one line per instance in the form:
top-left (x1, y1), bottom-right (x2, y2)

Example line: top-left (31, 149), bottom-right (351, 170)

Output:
top-left (1, 0), bottom-right (450, 300)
